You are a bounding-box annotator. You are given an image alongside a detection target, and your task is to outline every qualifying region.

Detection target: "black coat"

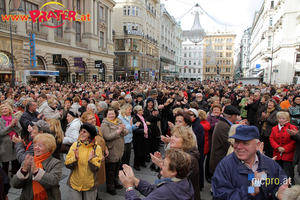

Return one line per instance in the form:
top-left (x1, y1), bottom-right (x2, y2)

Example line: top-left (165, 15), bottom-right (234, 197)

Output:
top-left (290, 132), bottom-right (300, 174)
top-left (196, 100), bottom-right (209, 112)
top-left (192, 117), bottom-right (205, 189)
top-left (260, 108), bottom-right (278, 137)
top-left (144, 107), bottom-right (161, 154)
top-left (254, 102), bottom-right (267, 134)
top-left (245, 99), bottom-right (261, 125)
top-left (20, 110), bottom-right (41, 138)
top-left (132, 114), bottom-right (148, 157)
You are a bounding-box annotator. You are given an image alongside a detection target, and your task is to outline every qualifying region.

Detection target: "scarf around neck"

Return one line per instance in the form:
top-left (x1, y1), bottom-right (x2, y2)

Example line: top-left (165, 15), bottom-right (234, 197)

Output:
top-left (262, 107), bottom-right (275, 131)
top-left (137, 114), bottom-right (148, 134)
top-left (32, 152), bottom-right (51, 200)
top-left (154, 177), bottom-right (182, 187)
top-left (107, 118), bottom-right (118, 125)
top-left (2, 115), bottom-right (17, 139)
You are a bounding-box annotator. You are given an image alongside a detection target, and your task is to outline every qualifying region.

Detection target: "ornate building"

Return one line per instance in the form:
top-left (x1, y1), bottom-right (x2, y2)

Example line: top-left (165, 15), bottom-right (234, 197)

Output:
top-left (112, 0), bottom-right (160, 81)
top-left (250, 0), bottom-right (300, 84)
top-left (203, 30), bottom-right (236, 81)
top-left (0, 0), bottom-right (115, 84)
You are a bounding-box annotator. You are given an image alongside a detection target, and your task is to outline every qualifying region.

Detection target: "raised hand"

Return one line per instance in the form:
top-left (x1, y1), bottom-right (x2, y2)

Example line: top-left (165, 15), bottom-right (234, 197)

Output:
top-left (23, 154), bottom-right (32, 172)
top-left (74, 147), bottom-right (79, 160)
top-left (12, 135), bottom-right (22, 144)
top-left (31, 156), bottom-right (38, 174)
top-left (88, 150), bottom-right (94, 161)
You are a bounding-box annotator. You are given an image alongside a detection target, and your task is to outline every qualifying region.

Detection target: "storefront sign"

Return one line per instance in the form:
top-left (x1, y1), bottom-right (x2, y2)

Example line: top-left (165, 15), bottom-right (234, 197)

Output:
top-left (29, 71), bottom-right (59, 76)
top-left (53, 54), bottom-right (62, 65)
top-left (29, 33), bottom-right (36, 68)
top-left (126, 30), bottom-right (144, 37)
top-left (130, 67), bottom-right (140, 70)
top-left (74, 57), bottom-right (84, 73)
top-left (0, 53), bottom-right (11, 70)
top-left (95, 60), bottom-right (102, 68)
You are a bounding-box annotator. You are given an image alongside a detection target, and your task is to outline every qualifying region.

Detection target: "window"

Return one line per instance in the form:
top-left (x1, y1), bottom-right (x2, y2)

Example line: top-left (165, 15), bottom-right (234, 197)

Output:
top-left (22, 1), bottom-right (39, 31)
top-left (0, 0), bottom-right (5, 15)
top-left (268, 36), bottom-right (272, 47)
top-left (115, 39), bottom-right (125, 50)
top-left (73, 21), bottom-right (81, 42)
top-left (184, 69), bottom-right (186, 73)
top-left (100, 31), bottom-right (104, 47)
top-left (189, 53), bottom-right (191, 57)
top-left (123, 6), bottom-right (127, 15)
top-left (116, 55), bottom-right (126, 66)
top-left (99, 6), bottom-right (104, 18)
top-left (184, 47), bottom-right (187, 50)
top-left (296, 54), bottom-right (300, 62)
top-left (269, 17), bottom-right (273, 26)
top-left (194, 53), bottom-right (197, 57)
top-left (194, 61), bottom-right (196, 65)
top-left (270, 0), bottom-right (274, 9)
top-left (189, 61), bottom-right (191, 65)
top-left (123, 22), bottom-right (126, 31)
top-left (132, 6), bottom-right (135, 16)
top-left (136, 7), bottom-right (139, 16)
top-left (184, 53), bottom-right (187, 57)
top-left (132, 22), bottom-right (135, 30)
top-left (76, 0), bottom-right (80, 13)
top-left (189, 47), bottom-right (191, 50)
top-left (230, 39), bottom-right (232, 43)
top-left (226, 39), bottom-right (229, 43)
top-left (132, 39), bottom-right (139, 51)
top-left (184, 61), bottom-right (186, 65)
top-left (127, 22), bottom-right (131, 30)
top-left (128, 6), bottom-right (131, 15)
top-left (53, 18), bottom-right (63, 37)
top-left (131, 56), bottom-right (138, 67)
top-left (198, 61), bottom-right (201, 65)
top-left (220, 53), bottom-right (223, 57)
top-left (198, 69), bottom-right (201, 73)
top-left (189, 69), bottom-right (191, 73)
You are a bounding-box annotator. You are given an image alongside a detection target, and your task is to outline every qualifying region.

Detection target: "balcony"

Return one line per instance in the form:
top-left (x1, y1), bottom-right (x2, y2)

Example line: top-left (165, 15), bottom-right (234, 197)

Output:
top-left (0, 21), bottom-right (17, 33)
top-left (26, 29), bottom-right (47, 40)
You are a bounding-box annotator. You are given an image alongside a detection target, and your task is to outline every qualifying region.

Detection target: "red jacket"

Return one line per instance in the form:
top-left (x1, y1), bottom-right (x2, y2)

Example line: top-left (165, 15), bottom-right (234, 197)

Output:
top-left (269, 122), bottom-right (297, 162)
top-left (200, 120), bottom-right (211, 155)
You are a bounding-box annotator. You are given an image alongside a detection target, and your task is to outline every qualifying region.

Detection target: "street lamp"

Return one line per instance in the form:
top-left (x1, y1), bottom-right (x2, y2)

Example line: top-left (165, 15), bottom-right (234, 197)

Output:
top-left (9, 0), bottom-right (24, 87)
top-left (261, 30), bottom-right (274, 85)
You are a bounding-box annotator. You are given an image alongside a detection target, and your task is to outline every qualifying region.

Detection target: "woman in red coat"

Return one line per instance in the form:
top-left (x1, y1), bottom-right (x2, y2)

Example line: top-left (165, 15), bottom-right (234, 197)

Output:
top-left (198, 109), bottom-right (211, 184)
top-left (269, 111), bottom-right (297, 184)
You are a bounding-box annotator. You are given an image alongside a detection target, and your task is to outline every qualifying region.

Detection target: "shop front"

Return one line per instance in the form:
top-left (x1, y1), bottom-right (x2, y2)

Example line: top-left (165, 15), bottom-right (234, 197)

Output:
top-left (0, 52), bottom-right (13, 84)
top-left (75, 58), bottom-right (87, 82)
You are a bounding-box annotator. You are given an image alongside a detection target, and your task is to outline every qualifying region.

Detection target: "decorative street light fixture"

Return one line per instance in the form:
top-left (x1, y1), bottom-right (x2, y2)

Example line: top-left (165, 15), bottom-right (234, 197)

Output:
top-left (187, 4), bottom-right (206, 45)
top-left (9, 0), bottom-right (24, 87)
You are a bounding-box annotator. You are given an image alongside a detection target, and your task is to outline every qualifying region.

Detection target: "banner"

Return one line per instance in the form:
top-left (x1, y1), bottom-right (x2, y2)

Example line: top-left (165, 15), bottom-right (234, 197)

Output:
top-left (74, 57), bottom-right (84, 73)
top-left (29, 33), bottom-right (36, 68)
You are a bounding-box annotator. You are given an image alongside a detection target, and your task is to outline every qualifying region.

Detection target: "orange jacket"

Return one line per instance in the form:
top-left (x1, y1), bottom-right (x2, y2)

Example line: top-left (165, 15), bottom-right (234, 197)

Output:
top-left (280, 100), bottom-right (292, 109)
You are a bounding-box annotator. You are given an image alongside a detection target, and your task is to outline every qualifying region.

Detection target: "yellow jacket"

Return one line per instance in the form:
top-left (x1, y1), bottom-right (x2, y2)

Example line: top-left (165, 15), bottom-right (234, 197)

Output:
top-left (65, 140), bottom-right (102, 191)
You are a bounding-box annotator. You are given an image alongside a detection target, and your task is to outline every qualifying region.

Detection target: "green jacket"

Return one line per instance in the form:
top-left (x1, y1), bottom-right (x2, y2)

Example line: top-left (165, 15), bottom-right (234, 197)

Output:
top-left (239, 98), bottom-right (248, 118)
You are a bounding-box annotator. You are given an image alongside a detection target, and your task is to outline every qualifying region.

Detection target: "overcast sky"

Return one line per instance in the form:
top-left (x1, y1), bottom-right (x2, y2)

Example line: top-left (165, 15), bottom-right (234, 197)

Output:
top-left (163, 0), bottom-right (264, 45)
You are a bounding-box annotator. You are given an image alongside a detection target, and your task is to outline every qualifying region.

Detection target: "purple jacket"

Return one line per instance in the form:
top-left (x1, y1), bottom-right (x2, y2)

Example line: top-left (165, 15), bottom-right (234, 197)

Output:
top-left (207, 114), bottom-right (221, 151)
top-left (125, 179), bottom-right (194, 200)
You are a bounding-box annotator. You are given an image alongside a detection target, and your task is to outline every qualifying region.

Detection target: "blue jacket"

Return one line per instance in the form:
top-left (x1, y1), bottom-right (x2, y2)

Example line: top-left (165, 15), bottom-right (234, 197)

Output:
top-left (118, 115), bottom-right (138, 144)
top-left (212, 151), bottom-right (287, 200)
top-left (125, 178), bottom-right (194, 200)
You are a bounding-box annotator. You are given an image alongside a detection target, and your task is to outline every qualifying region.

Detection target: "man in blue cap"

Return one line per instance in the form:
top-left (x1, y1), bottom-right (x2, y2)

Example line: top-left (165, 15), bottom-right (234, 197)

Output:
top-left (212, 125), bottom-right (289, 200)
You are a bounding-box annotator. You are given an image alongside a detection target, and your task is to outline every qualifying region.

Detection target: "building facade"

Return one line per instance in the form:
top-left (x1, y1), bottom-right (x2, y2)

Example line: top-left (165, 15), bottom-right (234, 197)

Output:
top-left (179, 30), bottom-right (203, 81)
top-left (203, 30), bottom-right (236, 81)
top-left (239, 28), bottom-right (251, 77)
top-left (112, 0), bottom-right (160, 82)
top-left (250, 0), bottom-right (300, 84)
top-left (0, 0), bottom-right (116, 84)
top-left (159, 4), bottom-right (182, 81)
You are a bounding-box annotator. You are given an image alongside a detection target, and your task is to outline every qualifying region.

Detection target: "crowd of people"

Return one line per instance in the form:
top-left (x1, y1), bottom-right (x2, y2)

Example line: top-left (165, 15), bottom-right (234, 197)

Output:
top-left (0, 80), bottom-right (300, 200)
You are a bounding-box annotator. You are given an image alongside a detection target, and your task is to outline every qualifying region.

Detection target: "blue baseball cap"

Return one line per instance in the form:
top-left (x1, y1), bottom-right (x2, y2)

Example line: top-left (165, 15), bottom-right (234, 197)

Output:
top-left (229, 125), bottom-right (260, 141)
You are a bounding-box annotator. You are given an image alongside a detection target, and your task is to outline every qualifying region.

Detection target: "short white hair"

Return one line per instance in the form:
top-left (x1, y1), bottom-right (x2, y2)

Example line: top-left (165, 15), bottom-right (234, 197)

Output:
top-left (87, 104), bottom-right (97, 113)
top-left (124, 94), bottom-right (132, 100)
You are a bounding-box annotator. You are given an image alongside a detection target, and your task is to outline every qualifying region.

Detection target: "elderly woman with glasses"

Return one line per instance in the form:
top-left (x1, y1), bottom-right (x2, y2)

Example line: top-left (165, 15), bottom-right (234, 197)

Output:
top-left (11, 134), bottom-right (62, 199)
top-left (119, 148), bottom-right (194, 200)
top-left (86, 103), bottom-right (101, 127)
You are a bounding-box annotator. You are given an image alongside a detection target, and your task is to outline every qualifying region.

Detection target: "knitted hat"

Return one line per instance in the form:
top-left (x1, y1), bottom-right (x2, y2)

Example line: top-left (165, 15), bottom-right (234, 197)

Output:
top-left (80, 123), bottom-right (97, 139)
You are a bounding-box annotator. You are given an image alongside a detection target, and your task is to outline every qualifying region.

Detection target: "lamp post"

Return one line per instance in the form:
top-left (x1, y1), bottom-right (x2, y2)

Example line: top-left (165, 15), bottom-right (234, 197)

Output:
top-left (261, 30), bottom-right (274, 85)
top-left (9, 0), bottom-right (24, 87)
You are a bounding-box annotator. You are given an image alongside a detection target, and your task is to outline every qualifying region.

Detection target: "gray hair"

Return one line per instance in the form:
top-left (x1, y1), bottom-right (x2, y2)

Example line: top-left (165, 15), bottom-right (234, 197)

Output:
top-left (124, 94), bottom-right (132, 100)
top-left (87, 103), bottom-right (97, 113)
top-left (99, 101), bottom-right (108, 110)
top-left (133, 105), bottom-right (143, 113)
top-left (196, 93), bottom-right (202, 97)
top-left (19, 97), bottom-right (26, 103)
